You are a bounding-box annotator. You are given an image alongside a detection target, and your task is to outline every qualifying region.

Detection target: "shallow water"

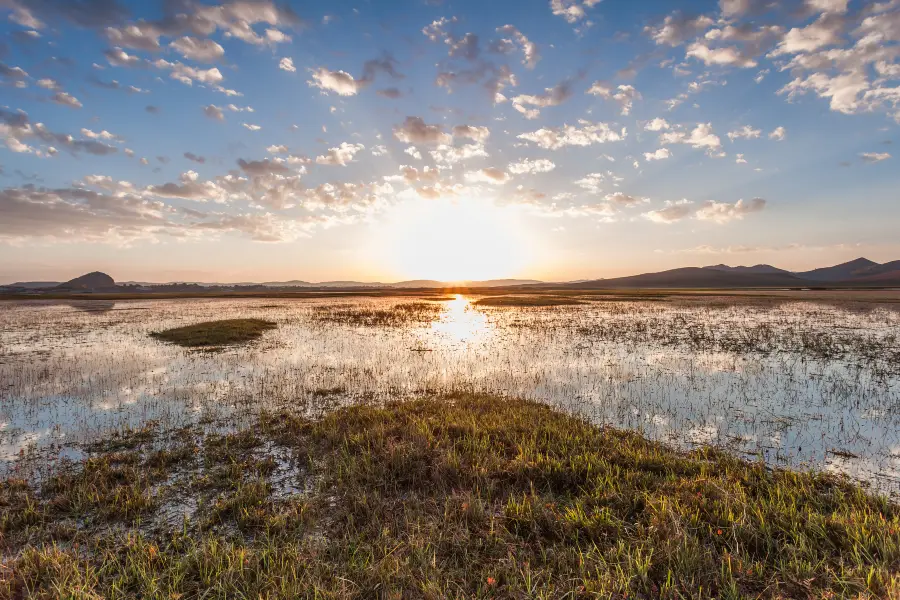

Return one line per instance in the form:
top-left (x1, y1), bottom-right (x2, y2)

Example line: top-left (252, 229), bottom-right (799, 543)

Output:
top-left (1, 295), bottom-right (898, 496)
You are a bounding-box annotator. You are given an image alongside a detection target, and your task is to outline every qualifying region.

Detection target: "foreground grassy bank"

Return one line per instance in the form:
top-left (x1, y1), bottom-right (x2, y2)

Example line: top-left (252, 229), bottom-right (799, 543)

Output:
top-left (2, 395), bottom-right (897, 598)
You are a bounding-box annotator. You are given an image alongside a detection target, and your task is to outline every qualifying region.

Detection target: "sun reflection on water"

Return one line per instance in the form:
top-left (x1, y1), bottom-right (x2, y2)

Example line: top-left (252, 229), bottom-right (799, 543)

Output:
top-left (426, 295), bottom-right (492, 345)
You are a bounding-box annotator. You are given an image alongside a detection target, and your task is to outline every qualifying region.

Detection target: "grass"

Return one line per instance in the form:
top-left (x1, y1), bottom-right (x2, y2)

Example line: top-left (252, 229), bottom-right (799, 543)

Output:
top-left (312, 301), bottom-right (443, 326)
top-left (474, 295), bottom-right (585, 307)
top-left (149, 318), bottom-right (277, 347)
top-left (2, 394), bottom-right (897, 599)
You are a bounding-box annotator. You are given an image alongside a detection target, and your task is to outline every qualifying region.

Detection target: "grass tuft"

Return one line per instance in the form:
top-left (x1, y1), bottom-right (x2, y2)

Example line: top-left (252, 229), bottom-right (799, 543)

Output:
top-left (149, 318), bottom-right (277, 347)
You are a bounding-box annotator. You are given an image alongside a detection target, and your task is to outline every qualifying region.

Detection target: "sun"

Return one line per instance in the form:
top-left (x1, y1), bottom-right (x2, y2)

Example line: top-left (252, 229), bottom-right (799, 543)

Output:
top-left (375, 195), bottom-right (533, 282)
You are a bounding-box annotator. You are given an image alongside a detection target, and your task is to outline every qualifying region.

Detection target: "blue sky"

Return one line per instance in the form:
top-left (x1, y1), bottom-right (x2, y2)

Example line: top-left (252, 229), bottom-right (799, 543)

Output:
top-left (0, 0), bottom-right (898, 283)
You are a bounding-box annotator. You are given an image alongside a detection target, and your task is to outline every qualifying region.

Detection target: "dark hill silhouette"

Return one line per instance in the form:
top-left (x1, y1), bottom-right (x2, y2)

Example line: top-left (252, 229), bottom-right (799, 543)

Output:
top-left (703, 264), bottom-right (792, 275)
top-left (564, 267), bottom-right (808, 289)
top-left (794, 258), bottom-right (879, 281)
top-left (848, 260), bottom-right (900, 279)
top-left (55, 271), bottom-right (117, 291)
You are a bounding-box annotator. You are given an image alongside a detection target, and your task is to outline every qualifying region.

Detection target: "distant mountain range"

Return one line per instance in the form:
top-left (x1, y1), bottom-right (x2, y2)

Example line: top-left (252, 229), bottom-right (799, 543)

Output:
top-left (563, 258), bottom-right (900, 289)
top-left (4, 259), bottom-right (900, 292)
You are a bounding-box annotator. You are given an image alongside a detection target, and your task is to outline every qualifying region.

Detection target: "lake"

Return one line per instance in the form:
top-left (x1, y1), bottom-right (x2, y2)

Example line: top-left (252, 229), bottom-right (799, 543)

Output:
top-left (1, 294), bottom-right (898, 496)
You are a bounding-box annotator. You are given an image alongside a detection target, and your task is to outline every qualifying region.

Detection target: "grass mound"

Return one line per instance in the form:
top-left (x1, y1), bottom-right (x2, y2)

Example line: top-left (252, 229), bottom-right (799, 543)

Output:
top-left (2, 395), bottom-right (897, 598)
top-left (475, 295), bottom-right (584, 307)
top-left (150, 318), bottom-right (277, 347)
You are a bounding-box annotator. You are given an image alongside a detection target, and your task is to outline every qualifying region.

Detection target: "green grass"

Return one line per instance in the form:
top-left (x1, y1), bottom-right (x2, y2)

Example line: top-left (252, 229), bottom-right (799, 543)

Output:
top-left (2, 395), bottom-right (898, 598)
top-left (474, 296), bottom-right (585, 307)
top-left (149, 318), bottom-right (277, 347)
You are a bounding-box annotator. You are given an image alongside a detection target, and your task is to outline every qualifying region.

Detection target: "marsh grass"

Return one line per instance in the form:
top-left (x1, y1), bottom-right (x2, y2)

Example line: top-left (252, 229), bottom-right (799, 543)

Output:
top-left (474, 296), bottom-right (585, 307)
top-left (149, 318), bottom-right (277, 347)
top-left (3, 395), bottom-right (897, 599)
top-left (312, 301), bottom-right (443, 326)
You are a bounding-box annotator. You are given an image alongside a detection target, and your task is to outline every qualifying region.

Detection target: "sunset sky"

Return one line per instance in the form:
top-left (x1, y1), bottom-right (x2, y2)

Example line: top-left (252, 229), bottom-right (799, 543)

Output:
top-left (1, 0), bottom-right (898, 283)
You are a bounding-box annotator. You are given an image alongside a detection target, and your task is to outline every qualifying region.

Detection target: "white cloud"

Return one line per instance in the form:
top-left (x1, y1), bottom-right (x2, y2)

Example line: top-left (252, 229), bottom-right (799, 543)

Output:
top-left (508, 159), bottom-right (556, 174)
top-left (550, 0), bottom-right (601, 24)
top-left (496, 25), bottom-right (540, 68)
top-left (430, 143), bottom-right (489, 165)
top-left (52, 92), bottom-right (82, 109)
top-left (169, 37), bottom-right (225, 63)
top-left (452, 125), bottom-right (491, 142)
top-left (308, 67), bottom-right (364, 96)
top-left (727, 125), bottom-right (762, 141)
top-left (279, 57), bottom-right (296, 72)
top-left (464, 168), bottom-right (511, 184)
top-left (644, 118), bottom-right (671, 131)
top-left (242, 123), bottom-right (262, 131)
top-left (394, 117), bottom-right (452, 145)
top-left (587, 83), bottom-right (642, 115)
top-left (736, 153), bottom-right (748, 164)
top-left (861, 152), bottom-right (891, 162)
top-left (518, 120), bottom-right (625, 150)
top-left (660, 123), bottom-right (722, 150)
top-left (316, 142), bottom-right (365, 166)
top-left (770, 14), bottom-right (845, 56)
top-left (687, 41), bottom-right (758, 68)
top-left (779, 71), bottom-right (869, 114)
top-left (404, 146), bottom-right (422, 160)
top-left (203, 105), bottom-right (225, 120)
top-left (512, 80), bottom-right (574, 119)
top-left (81, 128), bottom-right (121, 141)
top-left (696, 198), bottom-right (766, 223)
top-left (646, 13), bottom-right (715, 47)
top-left (644, 148), bottom-right (672, 161)
top-left (769, 126), bottom-right (786, 140)
top-left (643, 200), bottom-right (694, 223)
top-left (154, 59), bottom-right (224, 86)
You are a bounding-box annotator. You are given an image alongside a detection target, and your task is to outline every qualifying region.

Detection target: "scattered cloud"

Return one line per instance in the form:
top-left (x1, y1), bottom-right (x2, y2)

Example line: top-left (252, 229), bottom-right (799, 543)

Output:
top-left (696, 198), bottom-right (766, 223)
top-left (644, 148), bottom-right (672, 161)
top-left (315, 143), bottom-right (366, 166)
top-left (508, 159), bottom-right (556, 174)
top-left (518, 120), bottom-right (626, 150)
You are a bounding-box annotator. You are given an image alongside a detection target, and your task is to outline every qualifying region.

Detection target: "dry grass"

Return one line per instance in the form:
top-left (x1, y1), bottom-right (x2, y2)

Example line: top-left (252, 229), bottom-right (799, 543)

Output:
top-left (2, 395), bottom-right (897, 599)
top-left (474, 296), bottom-right (585, 307)
top-left (311, 301), bottom-right (443, 326)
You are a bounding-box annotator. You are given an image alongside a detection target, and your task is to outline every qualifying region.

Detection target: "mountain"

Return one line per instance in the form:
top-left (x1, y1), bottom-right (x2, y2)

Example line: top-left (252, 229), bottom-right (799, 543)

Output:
top-left (565, 267), bottom-right (808, 289)
top-left (847, 260), bottom-right (900, 279)
top-left (55, 271), bottom-right (117, 291)
top-left (794, 258), bottom-right (879, 282)
top-left (703, 264), bottom-right (792, 275)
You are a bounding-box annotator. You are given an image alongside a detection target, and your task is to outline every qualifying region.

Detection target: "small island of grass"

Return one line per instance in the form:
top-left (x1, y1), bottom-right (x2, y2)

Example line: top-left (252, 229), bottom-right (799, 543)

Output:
top-left (474, 295), bottom-right (584, 307)
top-left (150, 318), bottom-right (277, 347)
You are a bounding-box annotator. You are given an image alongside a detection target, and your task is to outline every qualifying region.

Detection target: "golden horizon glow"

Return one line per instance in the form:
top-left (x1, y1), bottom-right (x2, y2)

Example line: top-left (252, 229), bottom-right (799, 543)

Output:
top-left (372, 195), bottom-right (534, 282)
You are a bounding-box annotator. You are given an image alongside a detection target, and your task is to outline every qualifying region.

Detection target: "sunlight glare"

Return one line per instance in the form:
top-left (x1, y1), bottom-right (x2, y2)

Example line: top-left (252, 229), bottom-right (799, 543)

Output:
top-left (377, 196), bottom-right (532, 282)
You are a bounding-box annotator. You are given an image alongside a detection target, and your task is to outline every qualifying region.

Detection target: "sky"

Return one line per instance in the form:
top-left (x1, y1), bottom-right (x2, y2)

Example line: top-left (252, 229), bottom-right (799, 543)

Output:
top-left (0, 0), bottom-right (898, 284)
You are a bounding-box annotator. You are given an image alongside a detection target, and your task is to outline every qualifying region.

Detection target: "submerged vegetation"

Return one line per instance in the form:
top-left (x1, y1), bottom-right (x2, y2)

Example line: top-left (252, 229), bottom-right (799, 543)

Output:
top-left (2, 395), bottom-right (897, 598)
top-left (474, 295), bottom-right (585, 307)
top-left (150, 318), bottom-right (277, 347)
top-left (312, 301), bottom-right (444, 326)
